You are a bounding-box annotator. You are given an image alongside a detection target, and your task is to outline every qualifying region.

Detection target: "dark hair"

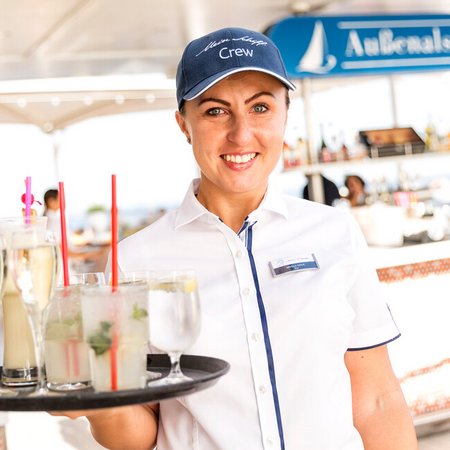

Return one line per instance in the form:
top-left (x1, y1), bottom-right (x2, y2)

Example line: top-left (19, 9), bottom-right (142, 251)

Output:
top-left (344, 175), bottom-right (365, 189)
top-left (44, 189), bottom-right (58, 208)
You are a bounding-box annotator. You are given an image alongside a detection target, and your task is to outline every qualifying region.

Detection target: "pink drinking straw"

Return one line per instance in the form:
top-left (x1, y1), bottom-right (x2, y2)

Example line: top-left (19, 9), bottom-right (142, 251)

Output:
top-left (110, 174), bottom-right (119, 390)
top-left (58, 181), bottom-right (70, 287)
top-left (24, 176), bottom-right (32, 222)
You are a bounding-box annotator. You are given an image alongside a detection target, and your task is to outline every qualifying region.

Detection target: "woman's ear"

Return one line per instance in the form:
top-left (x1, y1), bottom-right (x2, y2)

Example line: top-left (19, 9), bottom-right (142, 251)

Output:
top-left (175, 110), bottom-right (191, 143)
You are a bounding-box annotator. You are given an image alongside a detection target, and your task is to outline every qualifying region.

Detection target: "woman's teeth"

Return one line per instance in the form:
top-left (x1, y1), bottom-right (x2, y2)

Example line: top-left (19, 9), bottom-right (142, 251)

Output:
top-left (222, 153), bottom-right (256, 163)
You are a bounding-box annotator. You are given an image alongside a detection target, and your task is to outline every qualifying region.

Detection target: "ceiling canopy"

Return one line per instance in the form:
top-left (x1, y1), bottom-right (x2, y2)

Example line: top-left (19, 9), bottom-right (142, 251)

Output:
top-left (1, 0), bottom-right (449, 130)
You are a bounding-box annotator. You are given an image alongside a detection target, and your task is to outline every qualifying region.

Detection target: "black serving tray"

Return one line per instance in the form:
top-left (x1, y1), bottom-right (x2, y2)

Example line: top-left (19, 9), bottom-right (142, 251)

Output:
top-left (0, 354), bottom-right (229, 411)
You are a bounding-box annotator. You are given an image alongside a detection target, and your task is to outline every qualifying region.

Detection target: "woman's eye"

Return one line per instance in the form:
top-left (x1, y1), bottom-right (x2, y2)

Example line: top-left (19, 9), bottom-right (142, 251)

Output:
top-left (206, 107), bottom-right (223, 116)
top-left (254, 104), bottom-right (268, 113)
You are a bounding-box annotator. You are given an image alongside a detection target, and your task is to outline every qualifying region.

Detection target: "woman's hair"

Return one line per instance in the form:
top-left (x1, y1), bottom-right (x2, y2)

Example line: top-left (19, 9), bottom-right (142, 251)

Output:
top-left (344, 175), bottom-right (365, 189)
top-left (44, 189), bottom-right (58, 208)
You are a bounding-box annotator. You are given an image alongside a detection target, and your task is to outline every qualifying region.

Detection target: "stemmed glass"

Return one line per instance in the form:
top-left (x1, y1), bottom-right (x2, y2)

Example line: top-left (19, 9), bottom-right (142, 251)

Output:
top-left (10, 229), bottom-right (59, 395)
top-left (147, 270), bottom-right (201, 384)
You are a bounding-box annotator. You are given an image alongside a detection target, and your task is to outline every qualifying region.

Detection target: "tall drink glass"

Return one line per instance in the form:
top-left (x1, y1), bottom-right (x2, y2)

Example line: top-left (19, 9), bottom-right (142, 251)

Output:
top-left (0, 217), bottom-right (48, 386)
top-left (80, 283), bottom-right (149, 391)
top-left (119, 271), bottom-right (162, 382)
top-left (44, 286), bottom-right (91, 391)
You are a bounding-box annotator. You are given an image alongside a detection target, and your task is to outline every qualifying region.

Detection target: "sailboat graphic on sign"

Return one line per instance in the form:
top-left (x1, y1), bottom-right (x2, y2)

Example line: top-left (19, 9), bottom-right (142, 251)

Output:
top-left (297, 21), bottom-right (336, 74)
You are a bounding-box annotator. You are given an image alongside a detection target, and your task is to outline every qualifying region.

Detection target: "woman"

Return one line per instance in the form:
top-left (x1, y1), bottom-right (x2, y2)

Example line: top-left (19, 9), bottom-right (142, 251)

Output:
top-left (345, 174), bottom-right (368, 207)
top-left (54, 27), bottom-right (417, 450)
top-left (43, 188), bottom-right (61, 241)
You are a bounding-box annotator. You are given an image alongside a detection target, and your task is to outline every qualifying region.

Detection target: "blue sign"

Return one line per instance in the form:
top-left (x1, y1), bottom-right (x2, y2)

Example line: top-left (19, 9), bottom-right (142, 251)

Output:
top-left (267, 14), bottom-right (450, 78)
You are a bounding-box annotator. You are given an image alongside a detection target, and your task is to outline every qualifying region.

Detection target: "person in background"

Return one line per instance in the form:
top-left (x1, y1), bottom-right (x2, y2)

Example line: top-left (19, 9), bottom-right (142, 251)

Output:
top-left (43, 188), bottom-right (61, 240)
top-left (302, 173), bottom-right (341, 206)
top-left (51, 27), bottom-right (418, 450)
top-left (345, 174), bottom-right (368, 207)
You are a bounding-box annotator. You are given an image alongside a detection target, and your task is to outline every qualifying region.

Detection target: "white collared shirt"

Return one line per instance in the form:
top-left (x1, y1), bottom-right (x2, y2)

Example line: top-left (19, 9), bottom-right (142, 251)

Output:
top-left (117, 179), bottom-right (399, 450)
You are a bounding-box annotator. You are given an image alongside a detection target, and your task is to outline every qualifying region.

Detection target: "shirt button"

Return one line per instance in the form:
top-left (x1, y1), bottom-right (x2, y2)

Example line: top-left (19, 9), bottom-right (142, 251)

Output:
top-left (251, 332), bottom-right (260, 342)
top-left (259, 385), bottom-right (267, 394)
top-left (235, 250), bottom-right (243, 258)
top-left (242, 287), bottom-right (250, 296)
top-left (266, 436), bottom-right (274, 446)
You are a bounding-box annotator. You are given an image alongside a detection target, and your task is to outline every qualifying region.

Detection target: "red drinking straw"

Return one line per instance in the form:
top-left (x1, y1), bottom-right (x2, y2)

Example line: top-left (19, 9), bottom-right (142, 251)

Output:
top-left (58, 181), bottom-right (70, 287)
top-left (110, 174), bottom-right (119, 390)
top-left (111, 174), bottom-right (118, 291)
top-left (24, 176), bottom-right (32, 222)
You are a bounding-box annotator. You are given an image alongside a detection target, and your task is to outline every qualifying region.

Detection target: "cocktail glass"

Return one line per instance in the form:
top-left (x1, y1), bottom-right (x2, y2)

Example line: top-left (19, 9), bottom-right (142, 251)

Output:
top-left (0, 216), bottom-right (49, 387)
top-left (10, 228), bottom-right (59, 394)
top-left (44, 286), bottom-right (91, 391)
top-left (80, 283), bottom-right (149, 391)
top-left (147, 270), bottom-right (201, 384)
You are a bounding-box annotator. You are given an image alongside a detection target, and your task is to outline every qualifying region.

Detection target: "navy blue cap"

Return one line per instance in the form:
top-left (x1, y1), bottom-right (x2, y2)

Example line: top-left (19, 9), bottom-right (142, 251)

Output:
top-left (176, 27), bottom-right (296, 110)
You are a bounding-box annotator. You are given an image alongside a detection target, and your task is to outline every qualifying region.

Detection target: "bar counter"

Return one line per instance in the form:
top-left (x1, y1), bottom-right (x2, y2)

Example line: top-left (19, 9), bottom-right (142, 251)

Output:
top-left (370, 240), bottom-right (450, 436)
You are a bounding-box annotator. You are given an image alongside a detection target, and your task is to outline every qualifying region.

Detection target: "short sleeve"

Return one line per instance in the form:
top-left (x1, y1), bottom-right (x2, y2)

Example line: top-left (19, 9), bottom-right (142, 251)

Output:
top-left (346, 216), bottom-right (400, 350)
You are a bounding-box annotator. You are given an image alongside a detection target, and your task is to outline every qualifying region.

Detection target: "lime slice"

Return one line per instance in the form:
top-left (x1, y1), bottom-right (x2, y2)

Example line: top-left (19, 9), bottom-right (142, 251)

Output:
top-left (183, 278), bottom-right (197, 293)
top-left (151, 278), bottom-right (197, 293)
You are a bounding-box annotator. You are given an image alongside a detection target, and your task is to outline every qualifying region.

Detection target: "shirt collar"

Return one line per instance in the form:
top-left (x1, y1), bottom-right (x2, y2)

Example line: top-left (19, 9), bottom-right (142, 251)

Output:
top-left (256, 181), bottom-right (289, 221)
top-left (175, 179), bottom-right (211, 229)
top-left (174, 178), bottom-right (289, 230)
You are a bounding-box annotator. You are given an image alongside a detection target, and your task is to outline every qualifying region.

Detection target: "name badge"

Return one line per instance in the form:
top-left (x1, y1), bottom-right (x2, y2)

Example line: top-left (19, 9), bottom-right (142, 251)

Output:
top-left (269, 254), bottom-right (319, 277)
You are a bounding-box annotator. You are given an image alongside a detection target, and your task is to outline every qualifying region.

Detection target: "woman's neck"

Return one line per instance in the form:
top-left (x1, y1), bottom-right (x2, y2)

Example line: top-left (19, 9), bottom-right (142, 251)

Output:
top-left (196, 183), bottom-right (266, 233)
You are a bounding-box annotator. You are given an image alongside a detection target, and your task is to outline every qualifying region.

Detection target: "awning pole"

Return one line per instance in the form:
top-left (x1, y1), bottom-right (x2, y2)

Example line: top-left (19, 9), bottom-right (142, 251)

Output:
top-left (301, 78), bottom-right (324, 204)
top-left (388, 75), bottom-right (399, 127)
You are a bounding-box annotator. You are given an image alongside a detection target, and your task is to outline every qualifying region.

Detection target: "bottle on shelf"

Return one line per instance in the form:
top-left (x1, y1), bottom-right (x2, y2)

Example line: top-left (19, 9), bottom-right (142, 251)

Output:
top-left (282, 139), bottom-right (306, 169)
top-left (424, 118), bottom-right (437, 151)
top-left (318, 125), bottom-right (331, 163)
top-left (337, 131), bottom-right (349, 161)
top-left (376, 176), bottom-right (392, 204)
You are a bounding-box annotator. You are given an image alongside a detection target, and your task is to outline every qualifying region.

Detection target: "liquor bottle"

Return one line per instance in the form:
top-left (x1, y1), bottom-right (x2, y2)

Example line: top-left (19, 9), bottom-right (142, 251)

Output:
top-left (318, 125), bottom-right (331, 163)
top-left (424, 118), bottom-right (437, 151)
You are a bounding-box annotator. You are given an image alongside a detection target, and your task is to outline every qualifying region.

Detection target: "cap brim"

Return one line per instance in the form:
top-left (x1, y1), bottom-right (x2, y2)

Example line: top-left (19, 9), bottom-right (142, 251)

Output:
top-left (183, 67), bottom-right (296, 102)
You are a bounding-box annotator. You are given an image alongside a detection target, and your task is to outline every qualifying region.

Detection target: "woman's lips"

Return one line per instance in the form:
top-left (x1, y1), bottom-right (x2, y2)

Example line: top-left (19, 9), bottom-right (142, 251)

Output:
top-left (221, 152), bottom-right (257, 164)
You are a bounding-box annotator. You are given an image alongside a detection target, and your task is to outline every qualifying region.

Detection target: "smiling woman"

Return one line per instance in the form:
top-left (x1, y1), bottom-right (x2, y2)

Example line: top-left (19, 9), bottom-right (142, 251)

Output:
top-left (50, 26), bottom-right (418, 450)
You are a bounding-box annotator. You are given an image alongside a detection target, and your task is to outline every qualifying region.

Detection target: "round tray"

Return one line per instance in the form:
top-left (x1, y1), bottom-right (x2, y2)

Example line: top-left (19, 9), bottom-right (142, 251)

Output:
top-left (0, 354), bottom-right (229, 411)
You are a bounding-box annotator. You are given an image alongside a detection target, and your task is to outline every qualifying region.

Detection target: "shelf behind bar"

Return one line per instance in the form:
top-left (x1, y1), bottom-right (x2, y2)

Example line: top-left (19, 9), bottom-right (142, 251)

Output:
top-left (281, 150), bottom-right (450, 175)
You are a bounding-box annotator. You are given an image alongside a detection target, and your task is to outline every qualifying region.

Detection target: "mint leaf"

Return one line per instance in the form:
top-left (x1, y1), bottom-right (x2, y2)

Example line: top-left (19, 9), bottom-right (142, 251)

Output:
top-left (132, 303), bottom-right (148, 321)
top-left (88, 321), bottom-right (113, 356)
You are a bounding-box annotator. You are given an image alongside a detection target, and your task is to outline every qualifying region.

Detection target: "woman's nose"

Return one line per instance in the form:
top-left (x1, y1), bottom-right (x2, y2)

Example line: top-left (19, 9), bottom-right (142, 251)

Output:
top-left (227, 115), bottom-right (252, 146)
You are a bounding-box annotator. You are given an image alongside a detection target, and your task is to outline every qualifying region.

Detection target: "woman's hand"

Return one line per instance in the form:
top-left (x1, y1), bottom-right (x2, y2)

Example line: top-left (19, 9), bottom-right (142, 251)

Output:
top-left (48, 407), bottom-right (115, 420)
top-left (48, 404), bottom-right (159, 450)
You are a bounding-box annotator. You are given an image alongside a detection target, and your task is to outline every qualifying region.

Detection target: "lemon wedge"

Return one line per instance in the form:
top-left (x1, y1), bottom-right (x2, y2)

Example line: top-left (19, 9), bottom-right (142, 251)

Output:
top-left (150, 278), bottom-right (197, 293)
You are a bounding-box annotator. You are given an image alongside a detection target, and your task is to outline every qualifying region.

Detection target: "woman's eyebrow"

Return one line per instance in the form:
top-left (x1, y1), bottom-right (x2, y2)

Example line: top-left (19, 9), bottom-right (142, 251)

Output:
top-left (198, 97), bottom-right (230, 107)
top-left (245, 91), bottom-right (275, 104)
top-left (198, 91), bottom-right (275, 107)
